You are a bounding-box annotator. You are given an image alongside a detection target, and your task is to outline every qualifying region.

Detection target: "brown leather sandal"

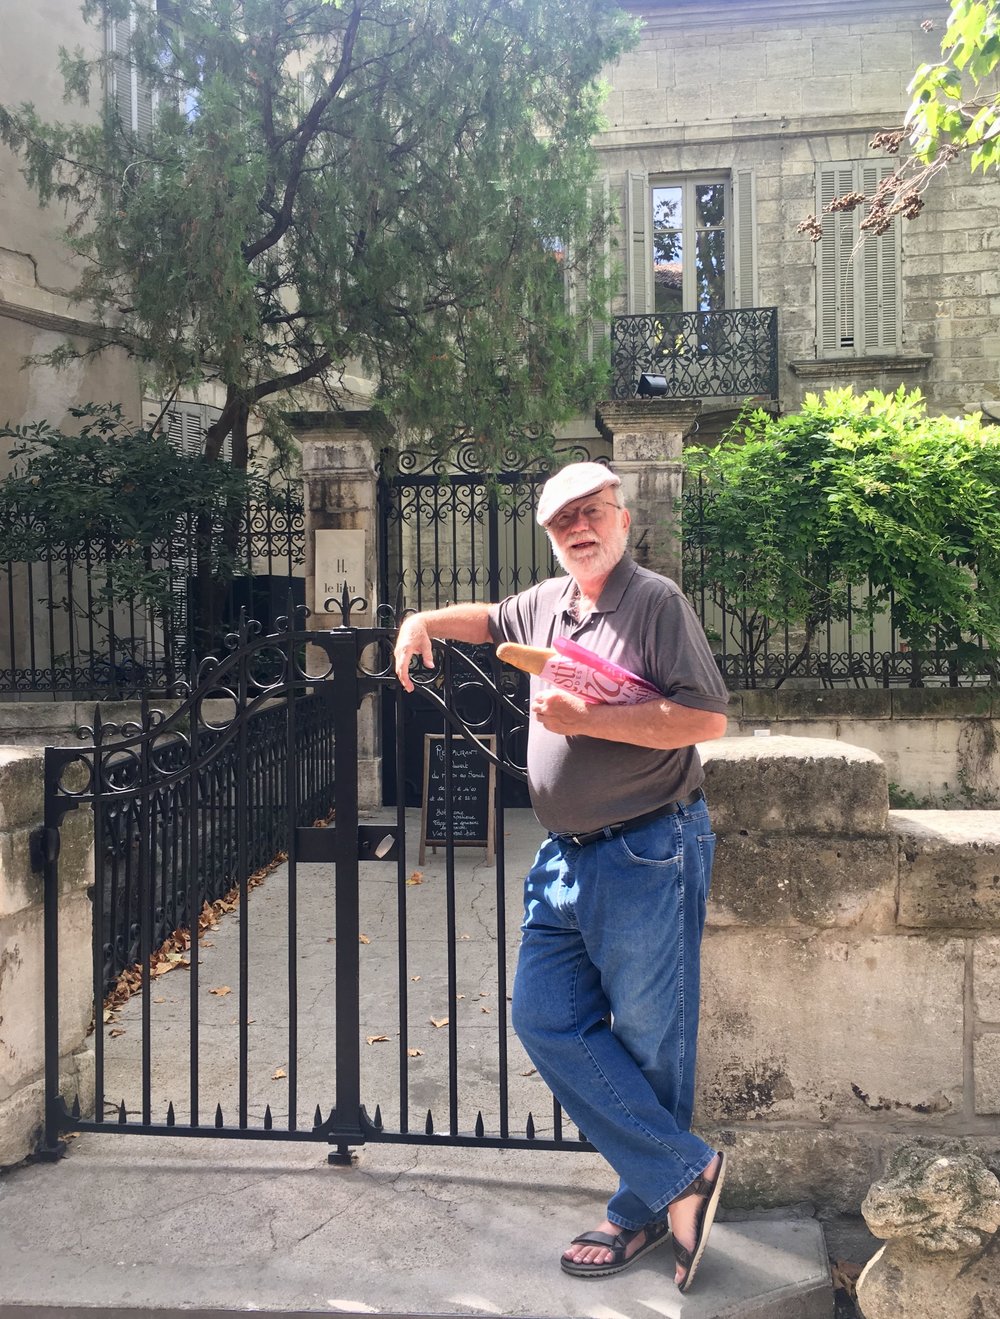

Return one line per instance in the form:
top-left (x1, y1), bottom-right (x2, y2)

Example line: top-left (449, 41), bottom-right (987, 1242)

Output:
top-left (560, 1215), bottom-right (672, 1278)
top-left (671, 1150), bottom-right (727, 1294)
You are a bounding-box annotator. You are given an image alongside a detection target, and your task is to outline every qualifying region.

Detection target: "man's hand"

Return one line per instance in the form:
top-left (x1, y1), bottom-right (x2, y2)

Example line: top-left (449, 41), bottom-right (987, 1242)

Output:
top-left (530, 688), bottom-right (590, 736)
top-left (394, 616), bottom-right (436, 693)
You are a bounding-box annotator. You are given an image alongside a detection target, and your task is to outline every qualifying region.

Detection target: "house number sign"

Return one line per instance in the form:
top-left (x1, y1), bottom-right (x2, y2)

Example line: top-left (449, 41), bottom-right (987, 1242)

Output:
top-left (315, 529), bottom-right (367, 611)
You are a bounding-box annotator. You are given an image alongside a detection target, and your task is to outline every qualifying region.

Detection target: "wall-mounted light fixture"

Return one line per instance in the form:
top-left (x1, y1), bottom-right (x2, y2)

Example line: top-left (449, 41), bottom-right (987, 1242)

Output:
top-left (636, 373), bottom-right (669, 398)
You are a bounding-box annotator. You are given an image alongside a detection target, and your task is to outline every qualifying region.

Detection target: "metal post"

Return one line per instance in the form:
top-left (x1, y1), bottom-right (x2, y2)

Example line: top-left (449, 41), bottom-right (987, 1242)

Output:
top-left (487, 485), bottom-right (500, 603)
top-left (39, 753), bottom-right (67, 1159)
top-left (328, 628), bottom-right (365, 1163)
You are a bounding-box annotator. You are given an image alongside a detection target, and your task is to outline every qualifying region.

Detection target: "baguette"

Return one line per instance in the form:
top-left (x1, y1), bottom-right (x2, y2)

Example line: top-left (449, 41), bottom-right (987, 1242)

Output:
top-left (495, 642), bottom-right (556, 676)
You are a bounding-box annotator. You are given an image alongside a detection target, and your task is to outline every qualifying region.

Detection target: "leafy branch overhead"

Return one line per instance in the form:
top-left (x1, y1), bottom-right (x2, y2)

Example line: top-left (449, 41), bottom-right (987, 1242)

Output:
top-left (0, 0), bottom-right (636, 469)
top-left (799, 0), bottom-right (1000, 241)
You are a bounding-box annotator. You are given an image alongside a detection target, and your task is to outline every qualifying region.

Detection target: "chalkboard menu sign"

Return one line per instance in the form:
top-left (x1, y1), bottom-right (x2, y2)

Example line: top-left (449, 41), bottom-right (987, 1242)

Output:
top-left (419, 734), bottom-right (496, 864)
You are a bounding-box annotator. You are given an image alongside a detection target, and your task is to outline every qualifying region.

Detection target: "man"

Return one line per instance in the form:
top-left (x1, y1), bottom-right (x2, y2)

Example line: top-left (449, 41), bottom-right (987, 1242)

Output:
top-left (393, 461), bottom-right (729, 1293)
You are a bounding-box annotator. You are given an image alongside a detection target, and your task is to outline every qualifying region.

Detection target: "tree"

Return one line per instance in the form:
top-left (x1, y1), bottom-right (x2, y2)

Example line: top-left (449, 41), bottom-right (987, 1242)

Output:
top-left (0, 403), bottom-right (277, 673)
top-left (683, 387), bottom-right (1000, 686)
top-left (799, 0), bottom-right (1000, 240)
top-left (0, 0), bottom-right (635, 470)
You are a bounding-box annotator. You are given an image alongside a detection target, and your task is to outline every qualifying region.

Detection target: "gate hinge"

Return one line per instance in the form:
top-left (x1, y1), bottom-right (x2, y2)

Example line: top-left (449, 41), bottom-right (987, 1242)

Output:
top-left (29, 826), bottom-right (61, 873)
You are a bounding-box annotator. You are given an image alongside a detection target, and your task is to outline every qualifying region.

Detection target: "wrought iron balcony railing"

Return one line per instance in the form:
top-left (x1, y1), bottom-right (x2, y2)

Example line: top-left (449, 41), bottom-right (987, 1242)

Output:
top-left (610, 307), bottom-right (779, 402)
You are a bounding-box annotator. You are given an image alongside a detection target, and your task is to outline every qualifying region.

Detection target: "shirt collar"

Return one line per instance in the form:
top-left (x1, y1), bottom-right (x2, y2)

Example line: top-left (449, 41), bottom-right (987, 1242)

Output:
top-left (559, 554), bottom-right (637, 618)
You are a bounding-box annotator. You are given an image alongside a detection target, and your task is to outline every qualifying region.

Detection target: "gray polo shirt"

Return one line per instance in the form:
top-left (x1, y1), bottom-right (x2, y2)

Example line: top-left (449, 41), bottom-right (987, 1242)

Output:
top-left (487, 555), bottom-right (729, 834)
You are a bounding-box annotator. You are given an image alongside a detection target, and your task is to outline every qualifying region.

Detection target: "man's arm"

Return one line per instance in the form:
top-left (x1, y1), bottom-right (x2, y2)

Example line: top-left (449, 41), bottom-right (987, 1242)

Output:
top-left (393, 604), bottom-right (493, 693)
top-left (531, 689), bottom-right (728, 750)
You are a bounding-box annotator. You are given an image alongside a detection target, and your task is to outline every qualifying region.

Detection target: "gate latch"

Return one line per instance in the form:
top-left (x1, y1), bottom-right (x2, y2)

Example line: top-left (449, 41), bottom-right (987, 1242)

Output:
top-left (295, 825), bottom-right (399, 863)
top-left (357, 825), bottom-right (398, 862)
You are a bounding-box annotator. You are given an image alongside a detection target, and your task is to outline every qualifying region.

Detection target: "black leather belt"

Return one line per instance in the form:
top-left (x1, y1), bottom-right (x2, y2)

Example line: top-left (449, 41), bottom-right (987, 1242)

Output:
top-left (561, 788), bottom-right (705, 848)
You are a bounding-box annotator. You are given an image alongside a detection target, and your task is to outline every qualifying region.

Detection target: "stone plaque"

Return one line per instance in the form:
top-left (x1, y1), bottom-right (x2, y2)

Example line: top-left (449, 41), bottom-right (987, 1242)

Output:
top-left (315, 529), bottom-right (367, 611)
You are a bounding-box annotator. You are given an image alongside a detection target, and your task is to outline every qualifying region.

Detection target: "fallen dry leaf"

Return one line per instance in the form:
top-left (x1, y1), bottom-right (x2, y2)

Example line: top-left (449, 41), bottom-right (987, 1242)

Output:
top-left (430, 1016), bottom-right (449, 1029)
top-left (272, 1067), bottom-right (287, 1080)
top-left (103, 1008), bottom-right (113, 1023)
top-left (326, 936), bottom-right (336, 943)
top-left (460, 934), bottom-right (470, 941)
top-left (200, 939), bottom-right (215, 948)
top-left (832, 1260), bottom-right (862, 1297)
top-left (457, 993), bottom-right (465, 1000)
top-left (153, 997), bottom-right (166, 1005)
top-left (411, 975), bottom-right (421, 982)
top-left (209, 986), bottom-right (232, 997)
top-left (407, 1048), bottom-right (424, 1057)
top-left (359, 934), bottom-right (370, 945)
top-left (109, 1028), bottom-right (126, 1038)
top-left (406, 871), bottom-right (424, 886)
top-left (366, 1034), bottom-right (389, 1045)
top-left (520, 1067), bottom-right (537, 1077)
top-left (481, 1006), bottom-right (491, 1014)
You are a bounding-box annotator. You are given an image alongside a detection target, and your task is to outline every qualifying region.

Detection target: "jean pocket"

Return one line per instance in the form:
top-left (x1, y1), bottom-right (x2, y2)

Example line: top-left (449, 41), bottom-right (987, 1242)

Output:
top-left (697, 832), bottom-right (717, 887)
top-left (617, 817), bottom-right (683, 867)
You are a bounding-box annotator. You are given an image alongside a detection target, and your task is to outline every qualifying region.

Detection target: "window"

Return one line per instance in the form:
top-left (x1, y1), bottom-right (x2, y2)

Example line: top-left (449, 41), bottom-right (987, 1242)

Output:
top-left (652, 179), bottom-right (728, 313)
top-left (107, 2), bottom-right (202, 137)
top-left (816, 161), bottom-right (901, 356)
top-left (626, 169), bottom-right (757, 315)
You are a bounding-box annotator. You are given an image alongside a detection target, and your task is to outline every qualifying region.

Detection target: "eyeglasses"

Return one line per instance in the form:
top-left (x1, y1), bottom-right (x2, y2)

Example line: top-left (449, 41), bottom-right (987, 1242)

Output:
top-left (548, 499), bottom-right (621, 533)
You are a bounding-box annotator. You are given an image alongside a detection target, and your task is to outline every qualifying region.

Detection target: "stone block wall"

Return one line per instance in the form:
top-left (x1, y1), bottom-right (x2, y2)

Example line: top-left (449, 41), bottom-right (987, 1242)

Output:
top-left (726, 687), bottom-right (1000, 804)
top-left (0, 749), bottom-right (94, 1167)
top-left (698, 735), bottom-right (1000, 1211)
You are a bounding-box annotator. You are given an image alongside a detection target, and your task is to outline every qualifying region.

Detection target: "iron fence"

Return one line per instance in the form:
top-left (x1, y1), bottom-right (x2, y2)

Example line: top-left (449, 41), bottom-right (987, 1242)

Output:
top-left (0, 488), bottom-right (304, 697)
top-left (683, 475), bottom-right (998, 689)
top-left (98, 683), bottom-right (336, 992)
top-left (610, 307), bottom-right (779, 402)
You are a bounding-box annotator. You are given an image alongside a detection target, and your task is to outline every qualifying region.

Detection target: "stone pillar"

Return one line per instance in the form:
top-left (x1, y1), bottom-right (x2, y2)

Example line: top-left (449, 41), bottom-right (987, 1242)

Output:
top-left (0, 748), bottom-right (94, 1168)
top-left (297, 411), bottom-right (388, 811)
top-left (594, 400), bottom-right (700, 586)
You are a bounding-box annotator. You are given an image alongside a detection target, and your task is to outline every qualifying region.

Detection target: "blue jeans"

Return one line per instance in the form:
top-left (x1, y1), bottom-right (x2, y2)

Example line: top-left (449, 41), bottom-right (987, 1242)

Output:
top-left (511, 797), bottom-right (717, 1230)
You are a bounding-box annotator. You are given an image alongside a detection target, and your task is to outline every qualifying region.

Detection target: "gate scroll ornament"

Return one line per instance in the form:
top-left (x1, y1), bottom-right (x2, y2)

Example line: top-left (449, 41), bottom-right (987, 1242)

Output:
top-left (40, 597), bottom-right (592, 1165)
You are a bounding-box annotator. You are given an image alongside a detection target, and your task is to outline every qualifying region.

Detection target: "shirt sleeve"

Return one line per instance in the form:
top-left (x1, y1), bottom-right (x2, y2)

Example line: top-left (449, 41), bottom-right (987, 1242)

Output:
top-left (487, 582), bottom-right (544, 647)
top-left (644, 589), bottom-right (730, 714)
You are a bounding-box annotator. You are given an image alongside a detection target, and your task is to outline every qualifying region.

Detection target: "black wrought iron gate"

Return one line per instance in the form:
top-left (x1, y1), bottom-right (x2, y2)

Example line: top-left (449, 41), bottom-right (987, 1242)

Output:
top-left (40, 606), bottom-right (591, 1162)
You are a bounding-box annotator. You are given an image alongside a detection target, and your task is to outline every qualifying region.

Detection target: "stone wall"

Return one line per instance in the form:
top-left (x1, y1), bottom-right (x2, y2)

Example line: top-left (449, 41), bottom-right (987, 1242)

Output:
top-left (698, 735), bottom-right (1000, 1211)
top-left (726, 688), bottom-right (1000, 805)
top-left (0, 749), bottom-right (94, 1167)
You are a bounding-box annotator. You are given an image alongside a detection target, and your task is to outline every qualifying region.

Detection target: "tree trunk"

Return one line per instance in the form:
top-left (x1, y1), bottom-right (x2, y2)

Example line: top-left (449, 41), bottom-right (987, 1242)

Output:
top-left (192, 396), bottom-right (250, 657)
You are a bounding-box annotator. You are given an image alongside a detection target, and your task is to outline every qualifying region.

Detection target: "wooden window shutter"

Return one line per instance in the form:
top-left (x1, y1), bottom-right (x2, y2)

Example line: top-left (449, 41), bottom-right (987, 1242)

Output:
top-left (817, 162), bottom-right (858, 354)
top-left (625, 169), bottom-right (650, 314)
top-left (107, 5), bottom-right (154, 139)
top-left (860, 162), bottom-right (901, 352)
top-left (732, 168), bottom-right (757, 309)
top-left (108, 13), bottom-right (136, 132)
top-left (164, 402), bottom-right (229, 462)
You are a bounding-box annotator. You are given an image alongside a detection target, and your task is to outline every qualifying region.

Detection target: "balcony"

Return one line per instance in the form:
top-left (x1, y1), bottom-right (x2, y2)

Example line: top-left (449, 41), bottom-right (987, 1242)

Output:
top-left (610, 307), bottom-right (779, 402)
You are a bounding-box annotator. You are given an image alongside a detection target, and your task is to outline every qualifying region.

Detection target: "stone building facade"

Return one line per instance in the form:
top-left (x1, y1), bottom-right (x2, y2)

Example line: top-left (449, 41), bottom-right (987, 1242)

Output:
top-left (596, 0), bottom-right (1000, 427)
top-left (0, 4), bottom-right (140, 463)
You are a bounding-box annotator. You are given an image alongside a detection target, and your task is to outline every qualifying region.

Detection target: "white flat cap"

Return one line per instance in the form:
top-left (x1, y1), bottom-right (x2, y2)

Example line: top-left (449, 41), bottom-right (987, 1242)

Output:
top-left (536, 462), bottom-right (621, 527)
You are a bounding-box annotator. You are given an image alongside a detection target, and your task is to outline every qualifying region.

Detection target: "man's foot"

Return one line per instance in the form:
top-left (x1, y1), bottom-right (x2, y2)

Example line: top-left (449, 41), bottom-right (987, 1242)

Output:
top-left (560, 1215), bottom-right (671, 1278)
top-left (669, 1151), bottom-right (727, 1292)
